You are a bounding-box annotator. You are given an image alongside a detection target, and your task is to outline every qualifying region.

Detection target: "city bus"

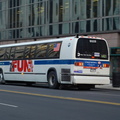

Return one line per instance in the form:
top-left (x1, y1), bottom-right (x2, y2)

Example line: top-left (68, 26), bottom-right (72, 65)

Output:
top-left (0, 36), bottom-right (110, 89)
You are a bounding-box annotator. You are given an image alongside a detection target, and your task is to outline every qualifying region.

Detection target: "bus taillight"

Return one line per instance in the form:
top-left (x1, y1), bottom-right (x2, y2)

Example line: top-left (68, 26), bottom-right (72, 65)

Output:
top-left (103, 64), bottom-right (110, 68)
top-left (91, 56), bottom-right (95, 59)
top-left (74, 62), bottom-right (83, 66)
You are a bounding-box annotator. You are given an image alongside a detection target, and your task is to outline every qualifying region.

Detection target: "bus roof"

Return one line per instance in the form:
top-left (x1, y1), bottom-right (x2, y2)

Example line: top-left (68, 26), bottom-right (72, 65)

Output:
top-left (0, 36), bottom-right (105, 48)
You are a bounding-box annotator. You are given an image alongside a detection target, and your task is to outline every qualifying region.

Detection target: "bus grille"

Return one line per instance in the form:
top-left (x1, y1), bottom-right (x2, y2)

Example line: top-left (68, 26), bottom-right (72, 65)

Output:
top-left (61, 69), bottom-right (71, 82)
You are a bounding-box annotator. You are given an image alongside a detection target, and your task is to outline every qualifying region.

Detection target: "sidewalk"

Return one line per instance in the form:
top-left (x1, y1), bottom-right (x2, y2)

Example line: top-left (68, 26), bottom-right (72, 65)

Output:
top-left (95, 84), bottom-right (120, 90)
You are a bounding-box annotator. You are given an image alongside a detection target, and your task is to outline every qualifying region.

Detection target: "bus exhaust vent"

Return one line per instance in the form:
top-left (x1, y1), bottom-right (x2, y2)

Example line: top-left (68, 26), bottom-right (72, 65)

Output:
top-left (61, 69), bottom-right (71, 82)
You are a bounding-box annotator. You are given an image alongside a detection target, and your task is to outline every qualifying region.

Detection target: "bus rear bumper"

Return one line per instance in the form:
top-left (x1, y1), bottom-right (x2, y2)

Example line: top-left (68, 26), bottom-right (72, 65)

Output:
top-left (72, 75), bottom-right (110, 85)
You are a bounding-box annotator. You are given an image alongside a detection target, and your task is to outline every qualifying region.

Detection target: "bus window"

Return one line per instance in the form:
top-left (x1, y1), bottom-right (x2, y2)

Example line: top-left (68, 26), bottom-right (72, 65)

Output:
top-left (14, 46), bottom-right (25, 59)
top-left (9, 47), bottom-right (15, 59)
top-left (36, 44), bottom-right (47, 58)
top-left (47, 42), bottom-right (61, 58)
top-left (24, 46), bottom-right (31, 59)
top-left (30, 45), bottom-right (36, 58)
top-left (76, 38), bottom-right (108, 59)
top-left (0, 48), bottom-right (6, 60)
top-left (4, 47), bottom-right (11, 60)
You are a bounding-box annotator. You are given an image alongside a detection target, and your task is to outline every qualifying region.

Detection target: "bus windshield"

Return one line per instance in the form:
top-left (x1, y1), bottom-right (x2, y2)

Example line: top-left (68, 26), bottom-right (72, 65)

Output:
top-left (76, 38), bottom-right (108, 59)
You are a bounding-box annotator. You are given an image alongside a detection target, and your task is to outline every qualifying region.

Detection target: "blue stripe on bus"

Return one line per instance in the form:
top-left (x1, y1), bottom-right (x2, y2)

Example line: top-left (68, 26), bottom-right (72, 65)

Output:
top-left (34, 60), bottom-right (75, 65)
top-left (0, 61), bottom-right (10, 65)
top-left (34, 59), bottom-right (110, 66)
top-left (0, 60), bottom-right (110, 67)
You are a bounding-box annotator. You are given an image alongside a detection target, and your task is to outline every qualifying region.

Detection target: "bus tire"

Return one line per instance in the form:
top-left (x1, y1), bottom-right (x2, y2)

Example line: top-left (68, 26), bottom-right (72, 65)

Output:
top-left (48, 71), bottom-right (59, 89)
top-left (0, 70), bottom-right (5, 84)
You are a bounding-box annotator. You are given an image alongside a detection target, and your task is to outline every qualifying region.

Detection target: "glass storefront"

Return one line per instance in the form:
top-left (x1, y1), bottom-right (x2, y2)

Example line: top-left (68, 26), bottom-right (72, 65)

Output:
top-left (110, 47), bottom-right (120, 87)
top-left (0, 0), bottom-right (120, 40)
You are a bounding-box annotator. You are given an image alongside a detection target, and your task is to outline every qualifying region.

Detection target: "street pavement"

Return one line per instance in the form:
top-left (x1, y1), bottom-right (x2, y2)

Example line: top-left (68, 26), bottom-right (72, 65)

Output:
top-left (1, 84), bottom-right (120, 120)
top-left (95, 84), bottom-right (120, 90)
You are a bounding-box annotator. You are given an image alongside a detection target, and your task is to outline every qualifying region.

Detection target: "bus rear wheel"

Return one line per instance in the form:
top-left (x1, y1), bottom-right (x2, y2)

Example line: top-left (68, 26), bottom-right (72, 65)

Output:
top-left (48, 71), bottom-right (59, 89)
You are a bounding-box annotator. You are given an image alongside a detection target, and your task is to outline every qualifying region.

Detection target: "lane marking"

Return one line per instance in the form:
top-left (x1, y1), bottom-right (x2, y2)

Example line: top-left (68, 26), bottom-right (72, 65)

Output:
top-left (86, 92), bottom-right (120, 97)
top-left (0, 89), bottom-right (120, 106)
top-left (75, 91), bottom-right (120, 97)
top-left (0, 102), bottom-right (18, 108)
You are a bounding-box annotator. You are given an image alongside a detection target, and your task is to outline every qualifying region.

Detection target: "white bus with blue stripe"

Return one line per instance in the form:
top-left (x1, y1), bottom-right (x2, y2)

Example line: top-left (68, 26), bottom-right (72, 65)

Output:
top-left (0, 36), bottom-right (110, 89)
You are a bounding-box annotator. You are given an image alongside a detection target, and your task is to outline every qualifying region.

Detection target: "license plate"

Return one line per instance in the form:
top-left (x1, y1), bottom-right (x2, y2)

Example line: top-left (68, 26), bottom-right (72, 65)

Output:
top-left (90, 69), bottom-right (96, 72)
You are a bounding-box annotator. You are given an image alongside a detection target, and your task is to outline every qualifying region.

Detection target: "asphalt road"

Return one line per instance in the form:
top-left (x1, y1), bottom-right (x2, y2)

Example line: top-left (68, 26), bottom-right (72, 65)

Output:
top-left (0, 84), bottom-right (120, 120)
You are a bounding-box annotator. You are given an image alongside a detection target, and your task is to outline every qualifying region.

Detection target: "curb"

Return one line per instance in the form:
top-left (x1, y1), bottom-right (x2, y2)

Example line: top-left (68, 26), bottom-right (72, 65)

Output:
top-left (95, 84), bottom-right (120, 90)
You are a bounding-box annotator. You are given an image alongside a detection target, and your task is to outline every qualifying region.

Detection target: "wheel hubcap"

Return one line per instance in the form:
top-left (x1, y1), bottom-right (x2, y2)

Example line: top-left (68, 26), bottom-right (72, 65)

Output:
top-left (0, 74), bottom-right (3, 81)
top-left (49, 75), bottom-right (55, 86)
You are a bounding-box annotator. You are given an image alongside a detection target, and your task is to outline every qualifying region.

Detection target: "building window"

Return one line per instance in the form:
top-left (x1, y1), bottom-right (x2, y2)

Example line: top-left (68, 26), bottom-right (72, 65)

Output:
top-left (93, 0), bottom-right (99, 18)
top-left (92, 19), bottom-right (100, 32)
top-left (59, 0), bottom-right (63, 22)
top-left (0, 0), bottom-right (120, 41)
top-left (105, 0), bottom-right (112, 16)
top-left (80, 21), bottom-right (86, 33)
top-left (63, 0), bottom-right (70, 21)
top-left (86, 0), bottom-right (91, 18)
top-left (80, 0), bottom-right (86, 19)
top-left (49, 24), bottom-right (58, 36)
top-left (72, 22), bottom-right (79, 34)
top-left (104, 18), bottom-right (113, 31)
top-left (49, 0), bottom-right (53, 23)
top-left (86, 20), bottom-right (91, 32)
top-left (113, 17), bottom-right (120, 30)
top-left (72, 0), bottom-right (80, 20)
top-left (62, 23), bottom-right (70, 34)
top-left (113, 0), bottom-right (120, 15)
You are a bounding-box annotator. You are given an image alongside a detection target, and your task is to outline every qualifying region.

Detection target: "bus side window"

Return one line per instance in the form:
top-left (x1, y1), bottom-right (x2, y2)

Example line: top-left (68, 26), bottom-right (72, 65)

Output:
top-left (47, 42), bottom-right (61, 58)
top-left (14, 46), bottom-right (25, 59)
top-left (9, 47), bottom-right (15, 59)
top-left (0, 48), bottom-right (6, 60)
top-left (4, 47), bottom-right (11, 60)
top-left (35, 44), bottom-right (47, 59)
top-left (30, 45), bottom-right (36, 59)
top-left (24, 46), bottom-right (31, 59)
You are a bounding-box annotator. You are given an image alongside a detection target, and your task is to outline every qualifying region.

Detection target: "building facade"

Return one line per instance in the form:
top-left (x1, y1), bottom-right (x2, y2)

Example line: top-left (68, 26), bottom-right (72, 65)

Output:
top-left (0, 0), bottom-right (120, 47)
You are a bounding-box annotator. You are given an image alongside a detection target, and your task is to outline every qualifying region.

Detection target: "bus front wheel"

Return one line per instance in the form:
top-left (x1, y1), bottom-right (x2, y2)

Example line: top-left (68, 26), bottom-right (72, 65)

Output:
top-left (48, 71), bottom-right (59, 89)
top-left (0, 71), bottom-right (5, 84)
